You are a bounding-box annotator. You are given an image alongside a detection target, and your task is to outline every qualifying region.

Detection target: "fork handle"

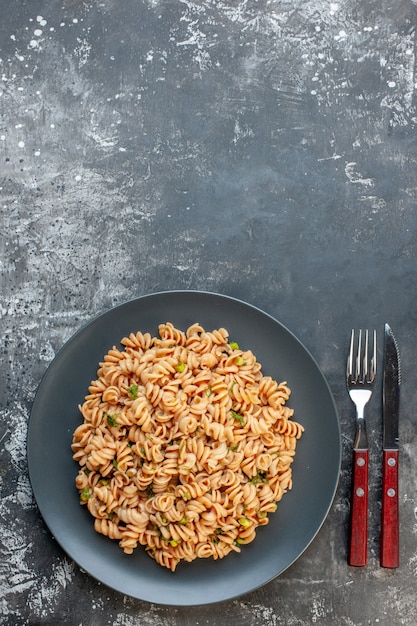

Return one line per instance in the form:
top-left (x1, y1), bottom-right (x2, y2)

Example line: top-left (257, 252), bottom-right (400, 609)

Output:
top-left (380, 449), bottom-right (399, 568)
top-left (349, 449), bottom-right (368, 566)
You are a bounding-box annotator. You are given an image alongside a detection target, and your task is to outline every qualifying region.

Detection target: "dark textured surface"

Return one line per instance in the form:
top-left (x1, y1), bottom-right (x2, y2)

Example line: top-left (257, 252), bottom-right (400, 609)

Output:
top-left (1, 0), bottom-right (417, 624)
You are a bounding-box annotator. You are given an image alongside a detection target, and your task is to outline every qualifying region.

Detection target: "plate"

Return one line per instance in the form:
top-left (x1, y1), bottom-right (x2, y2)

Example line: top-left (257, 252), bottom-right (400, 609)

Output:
top-left (28, 290), bottom-right (340, 606)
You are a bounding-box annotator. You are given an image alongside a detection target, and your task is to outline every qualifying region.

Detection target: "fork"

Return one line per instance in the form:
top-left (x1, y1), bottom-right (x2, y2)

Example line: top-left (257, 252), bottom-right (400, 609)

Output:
top-left (346, 329), bottom-right (377, 566)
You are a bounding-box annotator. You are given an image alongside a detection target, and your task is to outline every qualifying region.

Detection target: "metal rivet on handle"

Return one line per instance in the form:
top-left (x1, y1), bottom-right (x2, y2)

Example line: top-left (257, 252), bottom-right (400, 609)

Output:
top-left (388, 457), bottom-right (396, 467)
top-left (387, 488), bottom-right (396, 497)
top-left (356, 488), bottom-right (365, 497)
top-left (357, 457), bottom-right (365, 467)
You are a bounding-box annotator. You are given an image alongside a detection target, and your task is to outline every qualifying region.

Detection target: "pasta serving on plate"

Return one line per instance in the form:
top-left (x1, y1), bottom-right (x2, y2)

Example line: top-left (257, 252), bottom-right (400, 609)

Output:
top-left (71, 323), bottom-right (304, 571)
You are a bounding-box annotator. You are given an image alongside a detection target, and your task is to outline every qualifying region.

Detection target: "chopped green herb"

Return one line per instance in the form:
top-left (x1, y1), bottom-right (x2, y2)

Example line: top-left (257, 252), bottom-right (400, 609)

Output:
top-left (257, 510), bottom-right (268, 519)
top-left (169, 539), bottom-right (180, 547)
top-left (127, 384), bottom-right (138, 399)
top-left (228, 444), bottom-right (239, 452)
top-left (175, 361), bottom-right (185, 373)
top-left (146, 483), bottom-right (154, 498)
top-left (250, 472), bottom-right (268, 485)
top-left (231, 410), bottom-right (245, 426)
top-left (112, 459), bottom-right (118, 469)
top-left (99, 478), bottom-right (109, 485)
top-left (229, 342), bottom-right (240, 350)
top-left (238, 517), bottom-right (251, 528)
top-left (182, 490), bottom-right (191, 501)
top-left (235, 538), bottom-right (244, 545)
top-left (234, 356), bottom-right (246, 366)
top-left (106, 413), bottom-right (119, 428)
top-left (228, 380), bottom-right (236, 393)
top-left (80, 488), bottom-right (91, 502)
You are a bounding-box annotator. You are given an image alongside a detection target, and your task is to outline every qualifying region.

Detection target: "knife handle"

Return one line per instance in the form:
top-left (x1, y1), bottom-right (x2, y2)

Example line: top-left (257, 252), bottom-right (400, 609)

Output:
top-left (349, 449), bottom-right (368, 566)
top-left (381, 449), bottom-right (399, 568)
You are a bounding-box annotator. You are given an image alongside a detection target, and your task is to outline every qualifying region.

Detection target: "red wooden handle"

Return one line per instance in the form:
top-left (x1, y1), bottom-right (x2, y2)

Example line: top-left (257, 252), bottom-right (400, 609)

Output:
top-left (349, 449), bottom-right (368, 566)
top-left (381, 449), bottom-right (399, 568)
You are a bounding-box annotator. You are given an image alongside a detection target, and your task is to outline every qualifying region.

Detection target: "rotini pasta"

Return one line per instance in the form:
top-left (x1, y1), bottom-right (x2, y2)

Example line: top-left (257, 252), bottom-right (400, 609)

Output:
top-left (71, 322), bottom-right (304, 571)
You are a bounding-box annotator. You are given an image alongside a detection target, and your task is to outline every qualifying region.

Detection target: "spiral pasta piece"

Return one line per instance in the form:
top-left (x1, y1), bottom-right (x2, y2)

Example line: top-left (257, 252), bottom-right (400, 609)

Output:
top-left (94, 518), bottom-right (123, 540)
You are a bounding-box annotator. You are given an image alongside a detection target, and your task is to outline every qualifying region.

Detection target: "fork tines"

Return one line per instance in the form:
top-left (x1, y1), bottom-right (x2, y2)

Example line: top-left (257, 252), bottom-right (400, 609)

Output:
top-left (347, 329), bottom-right (377, 385)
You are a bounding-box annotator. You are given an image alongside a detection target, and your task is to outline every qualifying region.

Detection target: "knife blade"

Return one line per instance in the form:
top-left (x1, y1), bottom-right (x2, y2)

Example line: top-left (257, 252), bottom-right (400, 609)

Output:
top-left (381, 323), bottom-right (401, 568)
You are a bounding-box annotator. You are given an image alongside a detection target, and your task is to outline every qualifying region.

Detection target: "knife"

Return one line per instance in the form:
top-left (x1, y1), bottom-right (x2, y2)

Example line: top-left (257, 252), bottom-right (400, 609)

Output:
top-left (381, 323), bottom-right (401, 568)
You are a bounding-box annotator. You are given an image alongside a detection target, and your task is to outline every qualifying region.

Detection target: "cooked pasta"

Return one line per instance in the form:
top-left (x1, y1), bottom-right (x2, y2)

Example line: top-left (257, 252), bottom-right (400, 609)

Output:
top-left (71, 322), bottom-right (304, 571)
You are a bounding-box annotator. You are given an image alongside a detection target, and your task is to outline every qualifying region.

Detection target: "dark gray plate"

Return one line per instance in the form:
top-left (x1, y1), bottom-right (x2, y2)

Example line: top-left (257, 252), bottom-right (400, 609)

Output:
top-left (27, 290), bottom-right (340, 606)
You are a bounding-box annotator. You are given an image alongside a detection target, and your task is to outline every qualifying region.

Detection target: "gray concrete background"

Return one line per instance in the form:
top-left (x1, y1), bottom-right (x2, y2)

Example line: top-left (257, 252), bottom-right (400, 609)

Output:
top-left (1, 0), bottom-right (417, 624)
